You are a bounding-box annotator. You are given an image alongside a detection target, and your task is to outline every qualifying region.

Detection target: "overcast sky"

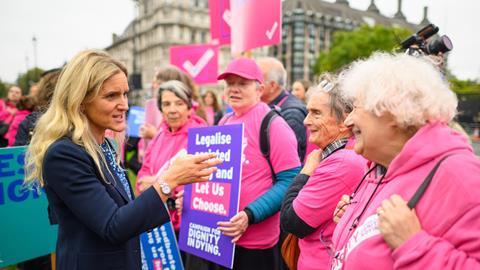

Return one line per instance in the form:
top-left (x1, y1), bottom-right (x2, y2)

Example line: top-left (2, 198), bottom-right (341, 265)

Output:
top-left (1, 0), bottom-right (478, 84)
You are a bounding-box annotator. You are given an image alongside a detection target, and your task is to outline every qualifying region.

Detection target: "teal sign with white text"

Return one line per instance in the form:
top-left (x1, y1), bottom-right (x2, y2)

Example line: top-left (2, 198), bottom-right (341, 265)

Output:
top-left (0, 146), bottom-right (57, 267)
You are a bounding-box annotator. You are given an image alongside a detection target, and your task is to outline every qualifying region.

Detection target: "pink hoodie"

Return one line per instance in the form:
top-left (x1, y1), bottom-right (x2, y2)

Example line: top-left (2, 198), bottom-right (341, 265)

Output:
top-left (331, 122), bottom-right (480, 270)
top-left (137, 114), bottom-right (206, 231)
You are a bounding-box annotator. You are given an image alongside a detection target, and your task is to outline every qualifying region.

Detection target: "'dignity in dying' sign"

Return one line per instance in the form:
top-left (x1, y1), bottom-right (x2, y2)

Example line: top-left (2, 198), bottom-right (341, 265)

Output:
top-left (179, 124), bottom-right (243, 269)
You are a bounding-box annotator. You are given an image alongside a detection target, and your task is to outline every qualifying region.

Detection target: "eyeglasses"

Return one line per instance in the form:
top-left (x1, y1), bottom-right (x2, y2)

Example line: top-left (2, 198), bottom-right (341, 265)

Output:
top-left (318, 80), bottom-right (335, 93)
top-left (348, 165), bottom-right (387, 231)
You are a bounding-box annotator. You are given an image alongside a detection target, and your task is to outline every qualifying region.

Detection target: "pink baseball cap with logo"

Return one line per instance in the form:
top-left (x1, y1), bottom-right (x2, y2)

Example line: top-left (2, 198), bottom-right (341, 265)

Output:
top-left (217, 58), bottom-right (264, 84)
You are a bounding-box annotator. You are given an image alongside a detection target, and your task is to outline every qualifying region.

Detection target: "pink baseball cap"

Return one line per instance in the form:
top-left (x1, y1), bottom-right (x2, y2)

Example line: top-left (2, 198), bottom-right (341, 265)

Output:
top-left (217, 58), bottom-right (264, 84)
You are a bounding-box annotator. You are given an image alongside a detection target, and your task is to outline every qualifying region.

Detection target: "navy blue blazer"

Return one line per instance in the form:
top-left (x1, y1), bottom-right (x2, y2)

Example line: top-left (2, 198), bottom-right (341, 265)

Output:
top-left (43, 138), bottom-right (170, 270)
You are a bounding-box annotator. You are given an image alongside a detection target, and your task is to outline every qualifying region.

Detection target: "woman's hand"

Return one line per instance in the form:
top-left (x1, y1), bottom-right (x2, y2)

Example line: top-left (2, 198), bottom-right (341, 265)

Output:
top-left (217, 211), bottom-right (249, 243)
top-left (300, 149), bottom-right (322, 176)
top-left (137, 176), bottom-right (157, 193)
top-left (161, 153), bottom-right (222, 189)
top-left (139, 123), bottom-right (157, 140)
top-left (333, 194), bottom-right (351, 224)
top-left (377, 195), bottom-right (422, 250)
top-left (175, 190), bottom-right (184, 216)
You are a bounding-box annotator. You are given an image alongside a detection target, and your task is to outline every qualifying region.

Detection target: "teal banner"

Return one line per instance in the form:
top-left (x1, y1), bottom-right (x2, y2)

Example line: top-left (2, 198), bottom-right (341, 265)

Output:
top-left (0, 146), bottom-right (58, 267)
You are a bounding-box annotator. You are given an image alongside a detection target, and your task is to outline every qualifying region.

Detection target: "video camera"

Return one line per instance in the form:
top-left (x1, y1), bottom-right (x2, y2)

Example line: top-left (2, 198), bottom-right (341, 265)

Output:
top-left (400, 24), bottom-right (453, 56)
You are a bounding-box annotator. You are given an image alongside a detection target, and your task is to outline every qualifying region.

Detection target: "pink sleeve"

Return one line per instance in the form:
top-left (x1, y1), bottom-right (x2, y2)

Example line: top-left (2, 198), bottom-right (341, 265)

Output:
top-left (0, 100), bottom-right (7, 121)
top-left (293, 153), bottom-right (360, 228)
top-left (392, 206), bottom-right (480, 270)
top-left (6, 112), bottom-right (28, 146)
top-left (293, 156), bottom-right (351, 228)
top-left (269, 117), bottom-right (301, 173)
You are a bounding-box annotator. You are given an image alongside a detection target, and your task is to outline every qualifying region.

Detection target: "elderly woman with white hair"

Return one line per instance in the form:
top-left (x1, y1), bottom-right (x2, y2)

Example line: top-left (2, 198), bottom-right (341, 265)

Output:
top-left (330, 53), bottom-right (480, 269)
top-left (280, 74), bottom-right (366, 270)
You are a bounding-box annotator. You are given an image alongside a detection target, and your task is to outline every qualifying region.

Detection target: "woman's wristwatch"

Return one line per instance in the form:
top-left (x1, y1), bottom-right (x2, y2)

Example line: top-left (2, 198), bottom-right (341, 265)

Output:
top-left (157, 179), bottom-right (172, 196)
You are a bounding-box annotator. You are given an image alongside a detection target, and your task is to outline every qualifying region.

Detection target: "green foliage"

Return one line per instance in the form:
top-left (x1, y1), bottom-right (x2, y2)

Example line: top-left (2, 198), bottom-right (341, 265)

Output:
top-left (0, 78), bottom-right (7, 98)
top-left (314, 24), bottom-right (411, 74)
top-left (16, 67), bottom-right (44, 95)
top-left (449, 78), bottom-right (480, 95)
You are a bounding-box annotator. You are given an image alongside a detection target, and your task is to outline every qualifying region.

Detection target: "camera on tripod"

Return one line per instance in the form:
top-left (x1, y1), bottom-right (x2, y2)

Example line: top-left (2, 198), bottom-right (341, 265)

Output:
top-left (400, 24), bottom-right (453, 56)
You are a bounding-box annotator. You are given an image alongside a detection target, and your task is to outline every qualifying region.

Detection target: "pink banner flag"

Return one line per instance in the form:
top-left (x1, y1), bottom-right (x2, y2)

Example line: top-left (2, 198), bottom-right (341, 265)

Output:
top-left (170, 44), bottom-right (219, 85)
top-left (231, 0), bottom-right (282, 54)
top-left (209, 0), bottom-right (231, 45)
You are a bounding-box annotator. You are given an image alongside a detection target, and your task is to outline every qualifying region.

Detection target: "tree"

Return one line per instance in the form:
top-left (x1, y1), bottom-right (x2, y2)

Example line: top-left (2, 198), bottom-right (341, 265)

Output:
top-left (16, 67), bottom-right (44, 95)
top-left (314, 24), bottom-right (411, 74)
top-left (449, 78), bottom-right (480, 95)
top-left (0, 78), bottom-right (7, 98)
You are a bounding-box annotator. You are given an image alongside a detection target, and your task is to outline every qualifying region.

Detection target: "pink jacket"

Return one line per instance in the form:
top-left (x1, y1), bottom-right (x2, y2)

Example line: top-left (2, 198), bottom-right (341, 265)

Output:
top-left (331, 122), bottom-right (480, 270)
top-left (137, 114), bottom-right (206, 230)
top-left (4, 109), bottom-right (30, 146)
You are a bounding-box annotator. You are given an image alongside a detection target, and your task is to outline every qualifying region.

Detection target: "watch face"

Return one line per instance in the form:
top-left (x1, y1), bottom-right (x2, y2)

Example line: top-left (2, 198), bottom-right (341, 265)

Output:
top-left (161, 182), bottom-right (171, 194)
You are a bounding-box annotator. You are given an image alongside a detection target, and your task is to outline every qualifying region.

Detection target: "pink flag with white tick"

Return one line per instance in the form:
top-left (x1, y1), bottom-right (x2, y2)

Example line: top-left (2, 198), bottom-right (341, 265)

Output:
top-left (170, 44), bottom-right (219, 85)
top-left (230, 0), bottom-right (281, 54)
top-left (209, 0), bottom-right (231, 45)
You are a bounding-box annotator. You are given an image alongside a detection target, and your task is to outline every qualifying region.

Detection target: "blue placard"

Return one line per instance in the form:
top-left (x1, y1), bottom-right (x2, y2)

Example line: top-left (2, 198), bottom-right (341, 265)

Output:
top-left (140, 222), bottom-right (184, 270)
top-left (128, 106), bottom-right (146, 137)
top-left (179, 124), bottom-right (244, 269)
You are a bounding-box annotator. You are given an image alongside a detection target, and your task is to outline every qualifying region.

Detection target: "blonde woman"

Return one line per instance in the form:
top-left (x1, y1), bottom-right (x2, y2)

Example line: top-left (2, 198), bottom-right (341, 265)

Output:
top-left (25, 49), bottom-right (221, 270)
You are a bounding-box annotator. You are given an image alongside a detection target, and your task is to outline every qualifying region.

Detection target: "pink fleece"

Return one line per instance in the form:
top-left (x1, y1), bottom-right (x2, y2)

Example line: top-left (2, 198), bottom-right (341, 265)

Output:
top-left (331, 122), bottom-right (480, 270)
top-left (137, 114), bottom-right (206, 230)
top-left (4, 109), bottom-right (30, 146)
top-left (221, 102), bottom-right (301, 249)
top-left (293, 142), bottom-right (366, 270)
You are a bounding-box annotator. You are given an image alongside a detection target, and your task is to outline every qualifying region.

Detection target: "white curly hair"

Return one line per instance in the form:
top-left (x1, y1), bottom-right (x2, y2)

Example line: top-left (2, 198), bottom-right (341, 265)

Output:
top-left (339, 52), bottom-right (457, 129)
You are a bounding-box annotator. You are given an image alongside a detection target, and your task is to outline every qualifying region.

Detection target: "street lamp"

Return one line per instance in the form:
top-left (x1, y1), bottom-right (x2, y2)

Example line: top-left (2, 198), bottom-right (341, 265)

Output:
top-left (32, 35), bottom-right (38, 68)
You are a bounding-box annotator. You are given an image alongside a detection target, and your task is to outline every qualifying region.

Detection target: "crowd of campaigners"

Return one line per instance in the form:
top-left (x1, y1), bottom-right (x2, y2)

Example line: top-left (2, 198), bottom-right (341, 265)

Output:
top-left (1, 48), bottom-right (479, 270)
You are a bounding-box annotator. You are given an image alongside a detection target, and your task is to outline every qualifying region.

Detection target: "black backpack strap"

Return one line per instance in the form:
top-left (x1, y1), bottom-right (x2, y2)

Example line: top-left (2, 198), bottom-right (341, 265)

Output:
top-left (407, 155), bottom-right (453, 209)
top-left (259, 108), bottom-right (281, 182)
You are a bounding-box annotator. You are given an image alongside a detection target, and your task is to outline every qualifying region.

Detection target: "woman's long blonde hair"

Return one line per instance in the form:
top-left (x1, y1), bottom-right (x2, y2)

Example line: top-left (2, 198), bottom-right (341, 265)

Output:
top-left (25, 49), bottom-right (127, 187)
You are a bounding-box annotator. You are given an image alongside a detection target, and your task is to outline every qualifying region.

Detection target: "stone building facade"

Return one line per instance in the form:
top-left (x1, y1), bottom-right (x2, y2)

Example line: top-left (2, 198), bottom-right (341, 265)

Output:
top-left (273, 0), bottom-right (422, 83)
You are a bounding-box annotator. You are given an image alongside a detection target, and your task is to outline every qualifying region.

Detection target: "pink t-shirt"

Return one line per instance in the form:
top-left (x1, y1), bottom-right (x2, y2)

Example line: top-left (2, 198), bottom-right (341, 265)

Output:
top-left (205, 106), bottom-right (215, 126)
top-left (138, 114), bottom-right (206, 231)
top-left (292, 146), bottom-right (366, 270)
top-left (221, 102), bottom-right (300, 249)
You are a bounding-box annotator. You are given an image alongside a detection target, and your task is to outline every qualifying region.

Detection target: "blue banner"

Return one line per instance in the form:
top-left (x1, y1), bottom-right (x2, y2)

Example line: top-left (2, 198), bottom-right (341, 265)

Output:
top-left (0, 146), bottom-right (58, 267)
top-left (127, 106), bottom-right (146, 137)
